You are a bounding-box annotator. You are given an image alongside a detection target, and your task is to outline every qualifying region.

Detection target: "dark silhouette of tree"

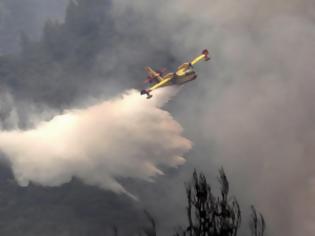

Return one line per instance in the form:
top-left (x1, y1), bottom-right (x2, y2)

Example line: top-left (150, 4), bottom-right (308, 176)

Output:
top-left (176, 168), bottom-right (241, 236)
top-left (139, 210), bottom-right (157, 236)
top-left (112, 225), bottom-right (118, 236)
top-left (249, 206), bottom-right (265, 236)
top-left (113, 168), bottom-right (265, 236)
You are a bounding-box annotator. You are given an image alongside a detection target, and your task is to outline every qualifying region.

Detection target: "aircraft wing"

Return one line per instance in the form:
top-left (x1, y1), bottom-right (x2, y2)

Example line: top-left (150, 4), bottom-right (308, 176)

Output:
top-left (191, 49), bottom-right (210, 65)
top-left (149, 74), bottom-right (174, 91)
top-left (176, 49), bottom-right (210, 76)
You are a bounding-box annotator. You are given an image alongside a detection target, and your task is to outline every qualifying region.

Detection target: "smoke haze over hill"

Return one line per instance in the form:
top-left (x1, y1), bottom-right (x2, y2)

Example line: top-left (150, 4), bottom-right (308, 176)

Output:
top-left (0, 0), bottom-right (314, 235)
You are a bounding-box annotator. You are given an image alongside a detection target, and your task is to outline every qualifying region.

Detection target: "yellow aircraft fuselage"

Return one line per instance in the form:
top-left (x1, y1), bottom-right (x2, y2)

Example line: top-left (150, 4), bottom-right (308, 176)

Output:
top-left (141, 49), bottom-right (210, 98)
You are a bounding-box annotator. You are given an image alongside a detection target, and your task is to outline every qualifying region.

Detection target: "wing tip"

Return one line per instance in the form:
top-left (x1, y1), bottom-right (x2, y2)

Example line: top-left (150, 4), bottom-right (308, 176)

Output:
top-left (202, 49), bottom-right (210, 61)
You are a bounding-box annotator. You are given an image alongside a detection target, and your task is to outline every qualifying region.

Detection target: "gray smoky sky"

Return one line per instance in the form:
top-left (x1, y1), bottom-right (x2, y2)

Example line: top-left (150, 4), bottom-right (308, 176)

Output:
top-left (107, 0), bottom-right (315, 235)
top-left (0, 0), bottom-right (68, 54)
top-left (0, 0), bottom-right (315, 235)
top-left (108, 1), bottom-right (315, 235)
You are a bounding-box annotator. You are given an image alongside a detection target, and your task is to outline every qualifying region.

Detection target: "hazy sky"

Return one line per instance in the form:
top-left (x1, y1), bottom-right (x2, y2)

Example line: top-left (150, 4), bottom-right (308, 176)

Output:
top-left (0, 0), bottom-right (68, 54)
top-left (0, 0), bottom-right (315, 235)
top-left (104, 1), bottom-right (315, 235)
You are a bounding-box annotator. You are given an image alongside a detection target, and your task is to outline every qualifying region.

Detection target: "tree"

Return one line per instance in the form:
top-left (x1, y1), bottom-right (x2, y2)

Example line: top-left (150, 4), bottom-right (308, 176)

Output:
top-left (249, 206), bottom-right (265, 236)
top-left (176, 168), bottom-right (241, 236)
top-left (112, 225), bottom-right (118, 236)
top-left (140, 210), bottom-right (157, 236)
top-left (113, 168), bottom-right (266, 236)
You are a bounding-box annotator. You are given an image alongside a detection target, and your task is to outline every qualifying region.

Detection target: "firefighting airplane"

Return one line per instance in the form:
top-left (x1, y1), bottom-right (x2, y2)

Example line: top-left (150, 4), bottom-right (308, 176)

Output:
top-left (140, 49), bottom-right (210, 99)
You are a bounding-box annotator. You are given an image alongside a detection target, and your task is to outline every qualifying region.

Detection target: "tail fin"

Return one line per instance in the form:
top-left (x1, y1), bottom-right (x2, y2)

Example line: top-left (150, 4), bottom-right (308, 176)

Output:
top-left (144, 67), bottom-right (162, 82)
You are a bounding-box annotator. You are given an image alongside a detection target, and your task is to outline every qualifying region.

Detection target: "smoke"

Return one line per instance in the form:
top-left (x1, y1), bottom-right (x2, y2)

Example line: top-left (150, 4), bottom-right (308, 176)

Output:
top-left (0, 87), bottom-right (191, 199)
top-left (0, 89), bottom-right (18, 130)
top-left (1, 0), bottom-right (315, 235)
top-left (109, 0), bottom-right (315, 235)
top-left (0, 0), bottom-right (68, 54)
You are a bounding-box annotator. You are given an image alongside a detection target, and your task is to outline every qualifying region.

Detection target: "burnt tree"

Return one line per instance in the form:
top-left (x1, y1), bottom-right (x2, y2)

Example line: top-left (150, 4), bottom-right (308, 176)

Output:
top-left (140, 210), bottom-right (157, 236)
top-left (177, 168), bottom-right (241, 236)
top-left (249, 206), bottom-right (265, 236)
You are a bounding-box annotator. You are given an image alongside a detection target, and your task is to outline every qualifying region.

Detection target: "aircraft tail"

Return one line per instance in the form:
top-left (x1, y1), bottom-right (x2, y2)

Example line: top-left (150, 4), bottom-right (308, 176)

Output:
top-left (144, 67), bottom-right (163, 82)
